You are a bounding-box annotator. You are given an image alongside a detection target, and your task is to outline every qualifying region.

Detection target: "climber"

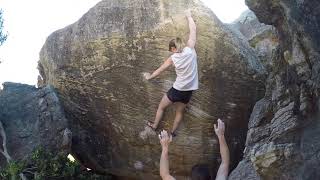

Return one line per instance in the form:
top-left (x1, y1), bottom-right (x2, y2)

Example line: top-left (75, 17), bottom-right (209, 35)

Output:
top-left (143, 10), bottom-right (198, 137)
top-left (158, 119), bottom-right (230, 180)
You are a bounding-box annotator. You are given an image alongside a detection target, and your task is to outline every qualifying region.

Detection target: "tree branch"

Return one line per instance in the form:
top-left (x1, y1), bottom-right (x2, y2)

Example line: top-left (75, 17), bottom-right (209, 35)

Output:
top-left (0, 120), bottom-right (27, 180)
top-left (0, 120), bottom-right (11, 162)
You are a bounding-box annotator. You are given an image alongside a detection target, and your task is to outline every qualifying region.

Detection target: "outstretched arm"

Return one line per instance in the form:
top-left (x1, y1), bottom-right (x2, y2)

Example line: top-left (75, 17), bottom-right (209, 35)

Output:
top-left (215, 119), bottom-right (230, 180)
top-left (186, 10), bottom-right (197, 49)
top-left (159, 130), bottom-right (176, 180)
top-left (144, 58), bottom-right (173, 80)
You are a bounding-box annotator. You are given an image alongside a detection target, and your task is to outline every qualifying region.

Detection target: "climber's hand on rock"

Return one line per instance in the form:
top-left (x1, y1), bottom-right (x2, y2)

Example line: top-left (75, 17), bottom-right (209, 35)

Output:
top-left (214, 119), bottom-right (225, 138)
top-left (185, 9), bottom-right (192, 18)
top-left (159, 130), bottom-right (172, 149)
top-left (143, 72), bottom-right (151, 80)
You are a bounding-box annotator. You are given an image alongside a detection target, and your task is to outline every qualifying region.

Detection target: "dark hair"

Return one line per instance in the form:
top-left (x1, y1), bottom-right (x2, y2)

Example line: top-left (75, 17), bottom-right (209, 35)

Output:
top-left (168, 37), bottom-right (183, 52)
top-left (191, 164), bottom-right (212, 180)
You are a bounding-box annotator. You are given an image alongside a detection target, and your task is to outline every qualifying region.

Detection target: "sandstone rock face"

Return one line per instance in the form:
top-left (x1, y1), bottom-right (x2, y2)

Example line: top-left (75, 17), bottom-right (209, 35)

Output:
top-left (0, 83), bottom-right (70, 168)
top-left (230, 0), bottom-right (320, 179)
top-left (38, 0), bottom-right (265, 179)
top-left (228, 10), bottom-right (279, 67)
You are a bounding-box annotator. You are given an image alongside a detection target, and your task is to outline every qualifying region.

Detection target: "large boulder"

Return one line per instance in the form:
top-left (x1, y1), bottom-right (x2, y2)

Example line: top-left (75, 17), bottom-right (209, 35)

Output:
top-left (230, 0), bottom-right (320, 179)
top-left (38, 0), bottom-right (265, 179)
top-left (0, 83), bottom-right (70, 168)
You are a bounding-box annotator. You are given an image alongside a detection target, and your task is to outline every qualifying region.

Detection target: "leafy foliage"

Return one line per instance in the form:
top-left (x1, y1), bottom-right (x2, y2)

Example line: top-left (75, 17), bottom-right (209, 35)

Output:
top-left (0, 9), bottom-right (8, 46)
top-left (0, 147), bottom-right (112, 180)
top-left (0, 161), bottom-right (25, 180)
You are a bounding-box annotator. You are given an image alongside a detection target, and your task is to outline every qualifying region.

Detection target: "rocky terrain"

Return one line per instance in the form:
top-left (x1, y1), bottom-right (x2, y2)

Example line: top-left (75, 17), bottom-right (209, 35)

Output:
top-left (38, 0), bottom-right (265, 179)
top-left (1, 0), bottom-right (319, 179)
top-left (229, 0), bottom-right (320, 179)
top-left (228, 10), bottom-right (278, 67)
top-left (0, 83), bottom-right (70, 179)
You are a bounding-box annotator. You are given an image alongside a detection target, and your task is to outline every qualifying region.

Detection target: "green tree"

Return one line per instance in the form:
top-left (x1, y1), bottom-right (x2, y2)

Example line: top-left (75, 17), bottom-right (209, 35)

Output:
top-left (0, 9), bottom-right (8, 46)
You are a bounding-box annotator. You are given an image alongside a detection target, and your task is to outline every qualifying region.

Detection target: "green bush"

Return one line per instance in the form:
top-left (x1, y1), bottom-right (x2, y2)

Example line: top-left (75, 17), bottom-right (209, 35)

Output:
top-left (0, 161), bottom-right (25, 180)
top-left (0, 147), bottom-right (112, 180)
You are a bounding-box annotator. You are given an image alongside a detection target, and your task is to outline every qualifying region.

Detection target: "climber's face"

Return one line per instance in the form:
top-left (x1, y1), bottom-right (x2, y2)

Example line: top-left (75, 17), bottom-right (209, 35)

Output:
top-left (170, 47), bottom-right (178, 53)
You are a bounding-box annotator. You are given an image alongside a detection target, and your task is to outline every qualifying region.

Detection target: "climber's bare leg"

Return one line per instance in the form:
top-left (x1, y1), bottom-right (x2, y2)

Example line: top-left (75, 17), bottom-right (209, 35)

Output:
top-left (171, 102), bottom-right (187, 134)
top-left (148, 94), bottom-right (172, 129)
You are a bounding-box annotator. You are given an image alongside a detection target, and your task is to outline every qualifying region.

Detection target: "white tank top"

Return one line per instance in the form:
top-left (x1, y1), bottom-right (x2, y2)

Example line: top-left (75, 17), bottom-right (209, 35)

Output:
top-left (170, 47), bottom-right (199, 91)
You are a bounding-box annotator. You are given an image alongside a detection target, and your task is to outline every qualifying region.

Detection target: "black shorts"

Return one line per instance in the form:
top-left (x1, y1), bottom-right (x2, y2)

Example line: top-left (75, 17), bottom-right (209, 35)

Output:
top-left (166, 87), bottom-right (193, 104)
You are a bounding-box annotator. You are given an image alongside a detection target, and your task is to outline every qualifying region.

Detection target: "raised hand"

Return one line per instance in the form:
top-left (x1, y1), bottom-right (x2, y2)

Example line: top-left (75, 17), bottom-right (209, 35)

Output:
top-left (185, 9), bottom-right (192, 18)
top-left (214, 119), bottom-right (225, 138)
top-left (159, 130), bottom-right (172, 149)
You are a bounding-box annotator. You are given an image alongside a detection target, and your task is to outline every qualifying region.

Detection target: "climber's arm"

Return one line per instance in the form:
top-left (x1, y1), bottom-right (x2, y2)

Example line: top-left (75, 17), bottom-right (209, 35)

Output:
top-left (159, 130), bottom-right (176, 180)
top-left (144, 57), bottom-right (173, 80)
top-left (186, 10), bottom-right (197, 49)
top-left (215, 119), bottom-right (230, 180)
top-left (160, 147), bottom-right (175, 180)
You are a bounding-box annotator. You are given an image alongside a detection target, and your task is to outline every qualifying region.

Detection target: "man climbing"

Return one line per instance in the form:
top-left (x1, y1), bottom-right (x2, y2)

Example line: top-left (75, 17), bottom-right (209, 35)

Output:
top-left (158, 119), bottom-right (230, 180)
top-left (143, 10), bottom-right (198, 137)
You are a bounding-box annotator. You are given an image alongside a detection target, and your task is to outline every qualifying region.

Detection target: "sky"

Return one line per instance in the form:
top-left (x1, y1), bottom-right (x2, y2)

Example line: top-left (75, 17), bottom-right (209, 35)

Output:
top-left (0, 0), bottom-right (248, 87)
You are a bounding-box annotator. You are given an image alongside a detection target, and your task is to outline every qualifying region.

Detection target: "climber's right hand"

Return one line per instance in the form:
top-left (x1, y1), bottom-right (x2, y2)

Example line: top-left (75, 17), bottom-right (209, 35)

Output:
top-left (185, 9), bottom-right (192, 18)
top-left (143, 72), bottom-right (152, 80)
